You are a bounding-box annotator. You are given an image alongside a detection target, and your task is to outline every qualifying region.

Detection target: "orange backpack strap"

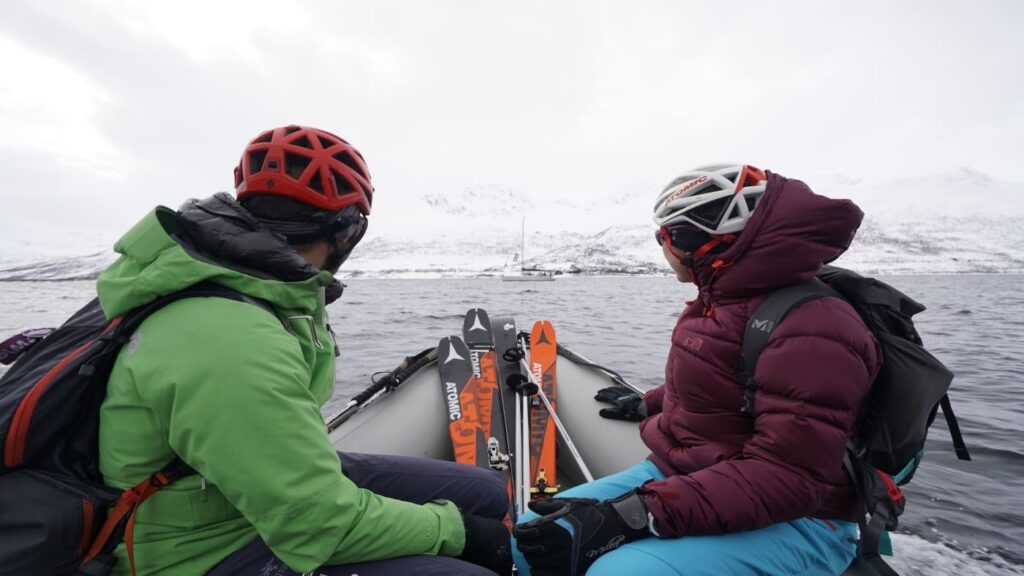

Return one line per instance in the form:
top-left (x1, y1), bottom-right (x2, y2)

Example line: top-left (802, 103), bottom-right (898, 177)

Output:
top-left (79, 458), bottom-right (194, 576)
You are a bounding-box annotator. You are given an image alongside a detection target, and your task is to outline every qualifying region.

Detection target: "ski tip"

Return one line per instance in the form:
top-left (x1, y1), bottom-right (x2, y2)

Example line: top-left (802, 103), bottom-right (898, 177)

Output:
top-left (438, 335), bottom-right (469, 363)
top-left (463, 308), bottom-right (492, 335)
top-left (531, 320), bottom-right (556, 345)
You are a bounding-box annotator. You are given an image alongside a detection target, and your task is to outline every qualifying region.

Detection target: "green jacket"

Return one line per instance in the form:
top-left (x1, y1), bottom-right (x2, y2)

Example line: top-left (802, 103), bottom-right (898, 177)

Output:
top-left (97, 195), bottom-right (464, 575)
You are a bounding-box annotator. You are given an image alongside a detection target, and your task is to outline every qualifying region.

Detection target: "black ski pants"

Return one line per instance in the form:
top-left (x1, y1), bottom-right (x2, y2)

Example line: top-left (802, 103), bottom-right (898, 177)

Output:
top-left (206, 451), bottom-right (508, 576)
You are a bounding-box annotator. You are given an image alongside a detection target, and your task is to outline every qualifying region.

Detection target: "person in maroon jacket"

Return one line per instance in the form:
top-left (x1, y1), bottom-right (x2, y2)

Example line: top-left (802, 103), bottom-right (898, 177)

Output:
top-left (514, 165), bottom-right (882, 576)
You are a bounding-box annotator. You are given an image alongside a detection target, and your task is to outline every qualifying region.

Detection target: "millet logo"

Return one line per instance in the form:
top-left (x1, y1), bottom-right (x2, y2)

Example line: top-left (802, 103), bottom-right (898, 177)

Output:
top-left (751, 318), bottom-right (774, 333)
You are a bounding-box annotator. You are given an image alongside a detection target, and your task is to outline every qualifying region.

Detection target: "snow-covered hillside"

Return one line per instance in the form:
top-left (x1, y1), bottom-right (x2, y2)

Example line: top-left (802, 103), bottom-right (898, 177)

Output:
top-left (1, 169), bottom-right (1022, 280)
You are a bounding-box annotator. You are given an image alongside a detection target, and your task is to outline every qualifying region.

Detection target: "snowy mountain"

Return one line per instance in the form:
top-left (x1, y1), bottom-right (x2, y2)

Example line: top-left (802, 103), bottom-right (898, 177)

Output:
top-left (1, 169), bottom-right (1022, 280)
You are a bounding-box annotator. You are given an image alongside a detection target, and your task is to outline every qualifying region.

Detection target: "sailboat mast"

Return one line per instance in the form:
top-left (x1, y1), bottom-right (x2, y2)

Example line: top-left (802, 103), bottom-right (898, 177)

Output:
top-left (521, 216), bottom-right (526, 270)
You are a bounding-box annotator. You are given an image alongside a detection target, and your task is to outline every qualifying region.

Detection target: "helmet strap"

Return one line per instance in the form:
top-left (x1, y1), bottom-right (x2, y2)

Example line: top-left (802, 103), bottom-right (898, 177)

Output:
top-left (691, 234), bottom-right (737, 259)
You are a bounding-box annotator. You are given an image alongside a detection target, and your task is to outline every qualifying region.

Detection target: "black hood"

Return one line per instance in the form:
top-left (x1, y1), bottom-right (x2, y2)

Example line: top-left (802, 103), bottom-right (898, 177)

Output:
top-left (176, 194), bottom-right (344, 302)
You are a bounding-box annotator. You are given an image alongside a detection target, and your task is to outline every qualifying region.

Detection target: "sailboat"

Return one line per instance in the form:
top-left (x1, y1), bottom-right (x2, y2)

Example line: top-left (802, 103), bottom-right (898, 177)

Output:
top-left (502, 218), bottom-right (555, 282)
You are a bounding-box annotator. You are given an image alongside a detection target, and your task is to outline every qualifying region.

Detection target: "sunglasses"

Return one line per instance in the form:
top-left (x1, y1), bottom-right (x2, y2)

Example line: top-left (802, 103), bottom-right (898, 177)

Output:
top-left (329, 214), bottom-right (368, 265)
top-left (656, 224), bottom-right (722, 254)
top-left (654, 227), bottom-right (670, 247)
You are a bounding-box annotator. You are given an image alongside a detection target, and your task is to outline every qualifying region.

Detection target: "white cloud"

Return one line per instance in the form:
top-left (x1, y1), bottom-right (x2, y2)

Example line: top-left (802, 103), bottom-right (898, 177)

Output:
top-left (0, 36), bottom-right (118, 170)
top-left (0, 0), bottom-right (1021, 244)
top-left (87, 0), bottom-right (311, 61)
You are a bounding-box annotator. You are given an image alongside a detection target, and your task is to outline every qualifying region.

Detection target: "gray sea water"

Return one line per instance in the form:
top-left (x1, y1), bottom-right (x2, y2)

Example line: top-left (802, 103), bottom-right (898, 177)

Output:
top-left (1, 275), bottom-right (1022, 575)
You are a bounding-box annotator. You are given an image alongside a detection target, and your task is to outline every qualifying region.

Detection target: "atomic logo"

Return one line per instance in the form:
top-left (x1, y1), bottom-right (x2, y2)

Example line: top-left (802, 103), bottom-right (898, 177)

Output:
top-left (663, 175), bottom-right (709, 206)
top-left (445, 382), bottom-right (462, 421)
top-left (469, 311), bottom-right (488, 333)
top-left (444, 343), bottom-right (466, 364)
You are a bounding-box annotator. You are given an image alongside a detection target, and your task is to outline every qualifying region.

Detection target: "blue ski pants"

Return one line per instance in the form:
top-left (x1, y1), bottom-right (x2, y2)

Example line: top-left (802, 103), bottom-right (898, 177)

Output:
top-left (512, 459), bottom-right (859, 576)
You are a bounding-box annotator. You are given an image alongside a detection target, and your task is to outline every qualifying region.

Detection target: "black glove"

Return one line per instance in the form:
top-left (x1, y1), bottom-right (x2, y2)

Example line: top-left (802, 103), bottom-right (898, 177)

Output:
top-left (514, 490), bottom-right (651, 576)
top-left (594, 386), bottom-right (647, 422)
top-left (460, 510), bottom-right (513, 575)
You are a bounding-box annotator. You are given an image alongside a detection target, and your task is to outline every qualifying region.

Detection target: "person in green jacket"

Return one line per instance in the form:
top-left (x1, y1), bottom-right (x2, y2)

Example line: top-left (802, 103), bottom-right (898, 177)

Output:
top-left (97, 125), bottom-right (511, 576)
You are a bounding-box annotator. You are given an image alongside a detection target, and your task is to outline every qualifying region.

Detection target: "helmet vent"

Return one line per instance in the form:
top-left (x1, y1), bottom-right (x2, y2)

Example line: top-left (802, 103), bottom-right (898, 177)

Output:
top-left (248, 150), bottom-right (268, 175)
top-left (330, 168), bottom-right (355, 194)
top-left (745, 194), bottom-right (760, 212)
top-left (317, 135), bottom-right (336, 149)
top-left (687, 197), bottom-right (730, 229)
top-left (308, 170), bottom-right (324, 195)
top-left (693, 182), bottom-right (724, 196)
top-left (284, 152), bottom-right (311, 180)
top-left (254, 131), bottom-right (274, 144)
top-left (728, 204), bottom-right (742, 220)
top-left (333, 151), bottom-right (365, 178)
top-left (292, 135), bottom-right (313, 149)
top-left (284, 126), bottom-right (301, 136)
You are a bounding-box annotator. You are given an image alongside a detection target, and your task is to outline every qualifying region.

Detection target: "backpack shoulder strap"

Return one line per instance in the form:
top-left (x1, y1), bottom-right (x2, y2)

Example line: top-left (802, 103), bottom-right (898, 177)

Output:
top-left (114, 282), bottom-right (278, 339)
top-left (940, 395), bottom-right (971, 461)
top-left (739, 279), bottom-right (839, 414)
top-left (78, 458), bottom-right (195, 576)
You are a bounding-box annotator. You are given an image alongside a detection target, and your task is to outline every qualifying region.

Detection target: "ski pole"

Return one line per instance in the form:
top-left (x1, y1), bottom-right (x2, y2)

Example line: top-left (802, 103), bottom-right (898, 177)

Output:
top-left (554, 343), bottom-right (640, 393)
top-left (519, 330), bottom-right (639, 391)
top-left (513, 335), bottom-right (535, 514)
top-left (514, 378), bottom-right (531, 516)
top-left (534, 381), bottom-right (594, 483)
top-left (516, 354), bottom-right (595, 483)
top-left (325, 347), bottom-right (438, 432)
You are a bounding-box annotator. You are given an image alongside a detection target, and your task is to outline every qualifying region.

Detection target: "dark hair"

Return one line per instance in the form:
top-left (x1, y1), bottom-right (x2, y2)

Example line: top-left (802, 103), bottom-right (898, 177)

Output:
top-left (240, 194), bottom-right (329, 223)
top-left (240, 194), bottom-right (368, 249)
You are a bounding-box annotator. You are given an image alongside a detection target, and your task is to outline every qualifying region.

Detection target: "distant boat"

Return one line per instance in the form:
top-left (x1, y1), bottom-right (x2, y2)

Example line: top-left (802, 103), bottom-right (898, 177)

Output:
top-left (503, 218), bottom-right (554, 282)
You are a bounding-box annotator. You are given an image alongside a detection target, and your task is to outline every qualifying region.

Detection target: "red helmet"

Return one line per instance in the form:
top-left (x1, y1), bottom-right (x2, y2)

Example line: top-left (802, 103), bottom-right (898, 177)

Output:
top-left (234, 125), bottom-right (373, 215)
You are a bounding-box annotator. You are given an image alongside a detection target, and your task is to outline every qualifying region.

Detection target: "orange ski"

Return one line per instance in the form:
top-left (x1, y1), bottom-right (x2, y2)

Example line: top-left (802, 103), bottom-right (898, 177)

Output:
top-left (529, 320), bottom-right (559, 497)
top-left (438, 336), bottom-right (487, 467)
top-left (463, 309), bottom-right (514, 527)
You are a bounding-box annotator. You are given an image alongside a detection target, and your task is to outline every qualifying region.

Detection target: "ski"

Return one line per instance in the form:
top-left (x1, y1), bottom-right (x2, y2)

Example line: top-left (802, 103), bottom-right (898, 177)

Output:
top-left (491, 316), bottom-right (524, 518)
top-left (437, 336), bottom-right (487, 468)
top-left (529, 320), bottom-right (560, 497)
top-left (462, 308), bottom-right (510, 472)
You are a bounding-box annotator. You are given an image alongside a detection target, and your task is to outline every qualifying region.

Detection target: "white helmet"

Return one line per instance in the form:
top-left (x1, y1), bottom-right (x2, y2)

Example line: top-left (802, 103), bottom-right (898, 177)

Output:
top-left (653, 164), bottom-right (767, 235)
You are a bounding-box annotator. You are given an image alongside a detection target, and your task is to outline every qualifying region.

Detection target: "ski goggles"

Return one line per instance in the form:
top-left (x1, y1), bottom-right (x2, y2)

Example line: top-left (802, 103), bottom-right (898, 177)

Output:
top-left (655, 224), bottom-right (709, 251)
top-left (657, 223), bottom-right (737, 257)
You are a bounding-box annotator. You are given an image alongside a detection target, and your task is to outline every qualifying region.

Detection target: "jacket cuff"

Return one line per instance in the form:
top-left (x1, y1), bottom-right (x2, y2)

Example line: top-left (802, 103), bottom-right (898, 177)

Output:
top-left (644, 387), bottom-right (666, 416)
top-left (427, 500), bottom-right (466, 557)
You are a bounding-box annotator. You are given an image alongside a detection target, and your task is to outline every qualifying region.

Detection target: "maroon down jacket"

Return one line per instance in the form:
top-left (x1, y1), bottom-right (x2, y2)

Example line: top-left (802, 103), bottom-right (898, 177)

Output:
top-left (637, 171), bottom-right (882, 537)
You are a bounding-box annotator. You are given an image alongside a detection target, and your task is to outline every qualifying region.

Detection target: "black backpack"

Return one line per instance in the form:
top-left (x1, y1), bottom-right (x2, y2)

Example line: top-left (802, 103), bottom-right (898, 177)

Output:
top-left (738, 265), bottom-right (970, 576)
top-left (0, 283), bottom-right (260, 576)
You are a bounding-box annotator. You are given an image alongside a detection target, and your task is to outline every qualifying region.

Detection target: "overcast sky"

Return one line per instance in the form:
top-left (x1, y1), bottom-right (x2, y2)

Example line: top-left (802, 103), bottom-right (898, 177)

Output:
top-left (1, 0), bottom-right (1021, 241)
